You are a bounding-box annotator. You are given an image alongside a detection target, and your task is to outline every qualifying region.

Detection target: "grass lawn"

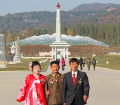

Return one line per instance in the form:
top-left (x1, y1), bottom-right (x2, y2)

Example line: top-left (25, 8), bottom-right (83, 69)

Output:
top-left (95, 55), bottom-right (120, 70)
top-left (0, 58), bottom-right (50, 71)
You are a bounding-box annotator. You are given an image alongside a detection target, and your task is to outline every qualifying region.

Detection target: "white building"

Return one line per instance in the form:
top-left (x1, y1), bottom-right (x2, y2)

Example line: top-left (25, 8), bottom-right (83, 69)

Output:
top-left (50, 3), bottom-right (70, 60)
top-left (108, 51), bottom-right (120, 55)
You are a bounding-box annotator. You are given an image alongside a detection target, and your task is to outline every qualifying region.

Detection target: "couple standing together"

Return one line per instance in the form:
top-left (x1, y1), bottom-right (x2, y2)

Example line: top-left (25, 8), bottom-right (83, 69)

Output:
top-left (16, 58), bottom-right (90, 105)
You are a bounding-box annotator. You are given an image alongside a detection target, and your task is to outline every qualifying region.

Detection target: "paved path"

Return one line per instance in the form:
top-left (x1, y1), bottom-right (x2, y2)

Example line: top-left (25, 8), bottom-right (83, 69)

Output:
top-left (0, 65), bottom-right (120, 105)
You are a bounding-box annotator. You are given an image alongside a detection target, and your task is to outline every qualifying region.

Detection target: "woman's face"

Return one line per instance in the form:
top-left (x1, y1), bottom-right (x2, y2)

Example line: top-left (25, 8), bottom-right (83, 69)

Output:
top-left (32, 65), bottom-right (41, 75)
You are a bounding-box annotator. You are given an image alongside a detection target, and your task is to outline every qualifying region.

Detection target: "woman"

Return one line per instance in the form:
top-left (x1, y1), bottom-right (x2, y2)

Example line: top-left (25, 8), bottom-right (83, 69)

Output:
top-left (61, 57), bottom-right (65, 71)
top-left (16, 61), bottom-right (47, 105)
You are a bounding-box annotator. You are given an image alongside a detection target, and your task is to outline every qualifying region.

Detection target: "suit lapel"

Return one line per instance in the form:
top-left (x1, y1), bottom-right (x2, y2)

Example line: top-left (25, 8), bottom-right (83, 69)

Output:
top-left (68, 72), bottom-right (75, 88)
top-left (75, 71), bottom-right (81, 88)
top-left (77, 71), bottom-right (81, 82)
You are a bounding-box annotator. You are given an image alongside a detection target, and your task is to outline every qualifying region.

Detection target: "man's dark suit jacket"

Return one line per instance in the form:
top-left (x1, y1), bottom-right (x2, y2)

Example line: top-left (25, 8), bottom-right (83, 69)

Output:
top-left (63, 70), bottom-right (90, 105)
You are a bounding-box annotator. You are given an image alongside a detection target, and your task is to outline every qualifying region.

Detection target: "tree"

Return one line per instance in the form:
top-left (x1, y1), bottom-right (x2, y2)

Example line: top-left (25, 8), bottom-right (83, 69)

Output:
top-left (5, 31), bottom-right (14, 43)
top-left (66, 27), bottom-right (76, 36)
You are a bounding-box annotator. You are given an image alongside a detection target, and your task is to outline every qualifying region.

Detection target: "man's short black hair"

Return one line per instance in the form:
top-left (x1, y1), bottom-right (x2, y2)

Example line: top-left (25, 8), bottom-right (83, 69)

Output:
top-left (50, 60), bottom-right (59, 66)
top-left (69, 58), bottom-right (79, 64)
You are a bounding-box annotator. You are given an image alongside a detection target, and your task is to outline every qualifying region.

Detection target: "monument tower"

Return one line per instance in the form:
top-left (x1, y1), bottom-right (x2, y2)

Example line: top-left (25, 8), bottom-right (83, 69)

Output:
top-left (50, 3), bottom-right (71, 60)
top-left (10, 37), bottom-right (21, 64)
top-left (56, 2), bottom-right (61, 42)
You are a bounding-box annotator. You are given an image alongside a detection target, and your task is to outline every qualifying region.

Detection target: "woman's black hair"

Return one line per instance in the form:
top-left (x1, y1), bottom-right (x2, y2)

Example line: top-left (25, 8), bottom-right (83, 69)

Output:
top-left (69, 58), bottom-right (79, 64)
top-left (31, 61), bottom-right (41, 70)
top-left (50, 60), bottom-right (59, 66)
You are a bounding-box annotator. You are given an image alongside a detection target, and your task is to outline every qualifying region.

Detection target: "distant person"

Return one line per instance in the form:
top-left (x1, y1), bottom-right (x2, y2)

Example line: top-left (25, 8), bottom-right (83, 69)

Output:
top-left (79, 57), bottom-right (83, 70)
top-left (16, 61), bottom-right (47, 105)
top-left (92, 58), bottom-right (96, 71)
top-left (57, 51), bottom-right (62, 62)
top-left (61, 57), bottom-right (66, 71)
top-left (45, 60), bottom-right (64, 105)
top-left (82, 58), bottom-right (85, 67)
top-left (87, 57), bottom-right (91, 71)
top-left (63, 58), bottom-right (90, 105)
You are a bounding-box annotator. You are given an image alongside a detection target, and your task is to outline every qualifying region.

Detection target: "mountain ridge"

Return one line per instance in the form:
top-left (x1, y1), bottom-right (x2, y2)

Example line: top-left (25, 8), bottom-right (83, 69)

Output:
top-left (1, 3), bottom-right (120, 32)
top-left (70, 3), bottom-right (120, 12)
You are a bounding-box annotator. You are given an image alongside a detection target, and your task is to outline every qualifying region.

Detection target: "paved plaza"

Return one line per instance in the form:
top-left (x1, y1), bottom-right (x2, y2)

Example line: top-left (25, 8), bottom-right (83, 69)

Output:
top-left (0, 65), bottom-right (120, 105)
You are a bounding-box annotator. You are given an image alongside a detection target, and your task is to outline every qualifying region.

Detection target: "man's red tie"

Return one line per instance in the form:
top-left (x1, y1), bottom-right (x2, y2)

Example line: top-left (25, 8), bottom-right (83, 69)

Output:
top-left (72, 74), bottom-right (76, 86)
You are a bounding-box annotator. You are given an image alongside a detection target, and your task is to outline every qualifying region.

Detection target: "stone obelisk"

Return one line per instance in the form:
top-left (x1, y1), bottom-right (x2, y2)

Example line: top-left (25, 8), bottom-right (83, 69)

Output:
top-left (15, 37), bottom-right (21, 63)
top-left (0, 34), bottom-right (7, 68)
top-left (56, 2), bottom-right (61, 42)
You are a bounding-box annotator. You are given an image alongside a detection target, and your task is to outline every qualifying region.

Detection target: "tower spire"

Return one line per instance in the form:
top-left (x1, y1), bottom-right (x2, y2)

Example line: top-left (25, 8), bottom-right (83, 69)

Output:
top-left (56, 2), bottom-right (60, 9)
top-left (56, 2), bottom-right (61, 42)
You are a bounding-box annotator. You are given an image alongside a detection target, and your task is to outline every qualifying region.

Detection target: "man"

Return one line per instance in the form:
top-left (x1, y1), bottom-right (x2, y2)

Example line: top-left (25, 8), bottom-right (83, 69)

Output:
top-left (63, 58), bottom-right (90, 105)
top-left (92, 58), bottom-right (96, 71)
top-left (46, 60), bottom-right (64, 105)
top-left (82, 58), bottom-right (85, 67)
top-left (79, 57), bottom-right (83, 70)
top-left (87, 57), bottom-right (91, 71)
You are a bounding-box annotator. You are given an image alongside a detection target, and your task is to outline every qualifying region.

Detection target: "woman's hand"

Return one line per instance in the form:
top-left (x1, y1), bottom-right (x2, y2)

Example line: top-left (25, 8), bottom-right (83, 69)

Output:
top-left (46, 89), bottom-right (50, 96)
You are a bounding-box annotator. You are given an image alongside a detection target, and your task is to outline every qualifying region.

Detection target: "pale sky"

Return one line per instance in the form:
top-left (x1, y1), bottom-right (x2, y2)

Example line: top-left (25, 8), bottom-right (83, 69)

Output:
top-left (0, 0), bottom-right (120, 15)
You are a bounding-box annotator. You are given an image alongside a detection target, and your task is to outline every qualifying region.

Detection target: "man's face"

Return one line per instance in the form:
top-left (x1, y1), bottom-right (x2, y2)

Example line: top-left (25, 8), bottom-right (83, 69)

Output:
top-left (51, 64), bottom-right (59, 73)
top-left (70, 62), bottom-right (79, 72)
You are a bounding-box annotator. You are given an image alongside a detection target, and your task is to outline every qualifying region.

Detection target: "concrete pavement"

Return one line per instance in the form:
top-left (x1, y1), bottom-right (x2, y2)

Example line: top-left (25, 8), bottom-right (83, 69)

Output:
top-left (0, 65), bottom-right (120, 105)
